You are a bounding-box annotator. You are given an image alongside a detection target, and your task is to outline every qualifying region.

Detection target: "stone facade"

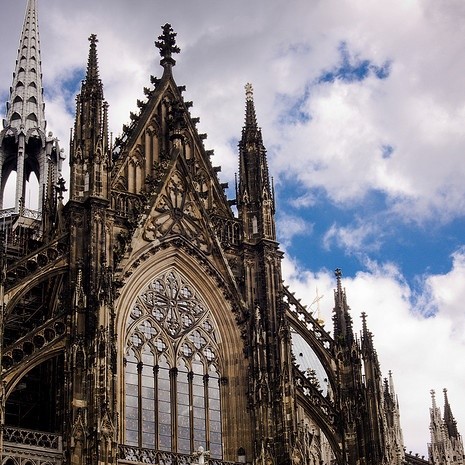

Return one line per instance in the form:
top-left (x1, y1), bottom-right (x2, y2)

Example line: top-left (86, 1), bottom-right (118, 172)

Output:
top-left (0, 3), bottom-right (463, 465)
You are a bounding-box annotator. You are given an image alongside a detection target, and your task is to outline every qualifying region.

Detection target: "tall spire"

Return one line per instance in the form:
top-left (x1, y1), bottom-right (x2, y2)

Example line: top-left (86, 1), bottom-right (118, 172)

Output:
top-left (4, 0), bottom-right (46, 133)
top-left (0, 0), bottom-right (62, 219)
top-left (237, 83), bottom-right (275, 242)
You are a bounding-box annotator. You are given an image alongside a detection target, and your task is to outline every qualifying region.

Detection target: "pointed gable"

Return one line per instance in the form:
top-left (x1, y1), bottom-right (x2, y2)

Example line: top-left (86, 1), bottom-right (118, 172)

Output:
top-left (110, 25), bottom-right (238, 248)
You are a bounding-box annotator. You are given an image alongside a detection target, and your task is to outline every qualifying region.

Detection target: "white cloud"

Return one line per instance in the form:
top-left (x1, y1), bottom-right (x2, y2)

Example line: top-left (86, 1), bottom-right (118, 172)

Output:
top-left (276, 213), bottom-right (313, 246)
top-left (282, 252), bottom-right (465, 458)
top-left (424, 248), bottom-right (465, 344)
top-left (322, 219), bottom-right (383, 255)
top-left (1, 0), bottom-right (465, 458)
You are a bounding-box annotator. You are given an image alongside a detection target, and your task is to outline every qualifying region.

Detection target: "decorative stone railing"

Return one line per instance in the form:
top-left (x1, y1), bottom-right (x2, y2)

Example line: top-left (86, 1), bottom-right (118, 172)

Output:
top-left (283, 286), bottom-right (333, 352)
top-left (293, 365), bottom-right (337, 425)
top-left (3, 427), bottom-right (62, 450)
top-left (0, 207), bottom-right (16, 218)
top-left (0, 207), bottom-right (42, 220)
top-left (293, 364), bottom-right (342, 464)
top-left (2, 427), bottom-right (63, 465)
top-left (119, 445), bottom-right (241, 465)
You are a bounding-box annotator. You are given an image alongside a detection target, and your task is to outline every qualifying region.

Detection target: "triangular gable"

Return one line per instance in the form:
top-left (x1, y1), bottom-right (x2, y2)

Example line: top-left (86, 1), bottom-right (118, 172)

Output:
top-left (109, 52), bottom-right (245, 310)
top-left (142, 162), bottom-right (213, 255)
top-left (110, 74), bottom-right (233, 221)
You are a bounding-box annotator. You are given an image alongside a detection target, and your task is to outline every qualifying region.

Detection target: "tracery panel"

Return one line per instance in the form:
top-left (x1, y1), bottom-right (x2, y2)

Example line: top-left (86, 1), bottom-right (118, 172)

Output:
top-left (124, 269), bottom-right (222, 457)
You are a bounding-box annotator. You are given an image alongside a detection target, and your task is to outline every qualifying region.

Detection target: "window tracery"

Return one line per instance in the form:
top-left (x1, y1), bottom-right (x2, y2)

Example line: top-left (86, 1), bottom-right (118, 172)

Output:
top-left (124, 269), bottom-right (222, 457)
top-left (143, 172), bottom-right (211, 254)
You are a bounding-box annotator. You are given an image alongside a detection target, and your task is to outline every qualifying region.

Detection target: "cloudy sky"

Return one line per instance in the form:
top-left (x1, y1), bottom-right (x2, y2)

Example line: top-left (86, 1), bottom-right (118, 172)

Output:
top-left (1, 0), bottom-right (465, 458)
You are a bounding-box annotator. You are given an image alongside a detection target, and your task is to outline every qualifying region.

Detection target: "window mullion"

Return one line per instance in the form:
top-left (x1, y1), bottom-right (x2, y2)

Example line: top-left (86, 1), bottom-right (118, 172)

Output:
top-left (154, 364), bottom-right (159, 450)
top-left (188, 370), bottom-right (194, 453)
top-left (204, 373), bottom-right (210, 451)
top-left (170, 366), bottom-right (178, 452)
top-left (137, 361), bottom-right (143, 448)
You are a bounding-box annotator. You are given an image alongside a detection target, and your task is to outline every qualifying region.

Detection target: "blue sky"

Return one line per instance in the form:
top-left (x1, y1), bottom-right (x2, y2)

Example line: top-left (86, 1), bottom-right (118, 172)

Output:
top-left (1, 0), bottom-right (465, 458)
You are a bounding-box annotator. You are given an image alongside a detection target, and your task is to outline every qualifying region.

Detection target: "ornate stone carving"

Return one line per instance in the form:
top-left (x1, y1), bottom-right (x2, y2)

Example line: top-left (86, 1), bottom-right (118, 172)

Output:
top-left (126, 269), bottom-right (218, 366)
top-left (143, 171), bottom-right (211, 254)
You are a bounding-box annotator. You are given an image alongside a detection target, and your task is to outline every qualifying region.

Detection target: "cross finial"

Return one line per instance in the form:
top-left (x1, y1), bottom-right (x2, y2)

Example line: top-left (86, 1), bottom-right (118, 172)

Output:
top-left (155, 23), bottom-right (181, 69)
top-left (89, 34), bottom-right (98, 45)
top-left (335, 268), bottom-right (343, 291)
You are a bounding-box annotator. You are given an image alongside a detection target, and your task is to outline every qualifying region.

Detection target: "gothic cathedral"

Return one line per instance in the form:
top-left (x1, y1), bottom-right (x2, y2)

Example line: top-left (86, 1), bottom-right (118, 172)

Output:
top-left (0, 2), bottom-right (463, 465)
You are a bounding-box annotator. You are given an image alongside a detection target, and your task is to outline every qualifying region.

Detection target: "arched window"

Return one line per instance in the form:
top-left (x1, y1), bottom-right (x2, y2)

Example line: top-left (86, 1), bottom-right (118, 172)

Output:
top-left (124, 269), bottom-right (222, 457)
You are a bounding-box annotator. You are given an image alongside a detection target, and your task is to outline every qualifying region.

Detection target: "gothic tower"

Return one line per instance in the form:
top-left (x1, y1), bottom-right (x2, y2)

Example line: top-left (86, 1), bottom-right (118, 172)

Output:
top-left (237, 83), bottom-right (296, 465)
top-left (1, 3), bottom-right (462, 465)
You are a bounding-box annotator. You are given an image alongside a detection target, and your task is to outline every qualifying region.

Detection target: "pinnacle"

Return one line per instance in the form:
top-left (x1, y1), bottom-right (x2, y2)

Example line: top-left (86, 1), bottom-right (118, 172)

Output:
top-left (244, 82), bottom-right (258, 129)
top-left (335, 267), bottom-right (343, 288)
top-left (443, 388), bottom-right (459, 439)
top-left (430, 389), bottom-right (437, 409)
top-left (86, 34), bottom-right (100, 83)
top-left (334, 268), bottom-right (344, 305)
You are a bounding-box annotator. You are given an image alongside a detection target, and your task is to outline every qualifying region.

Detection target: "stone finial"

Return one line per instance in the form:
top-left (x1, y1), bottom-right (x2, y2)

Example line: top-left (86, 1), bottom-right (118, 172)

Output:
top-left (155, 23), bottom-right (181, 69)
top-left (245, 83), bottom-right (254, 102)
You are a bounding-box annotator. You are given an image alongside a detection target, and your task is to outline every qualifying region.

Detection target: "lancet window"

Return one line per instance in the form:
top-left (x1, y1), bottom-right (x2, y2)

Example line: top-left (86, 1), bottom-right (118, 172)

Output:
top-left (124, 269), bottom-right (222, 458)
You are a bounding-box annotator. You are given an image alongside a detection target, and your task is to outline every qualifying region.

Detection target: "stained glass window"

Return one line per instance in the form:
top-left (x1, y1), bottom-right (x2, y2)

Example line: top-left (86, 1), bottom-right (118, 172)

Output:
top-left (124, 269), bottom-right (222, 457)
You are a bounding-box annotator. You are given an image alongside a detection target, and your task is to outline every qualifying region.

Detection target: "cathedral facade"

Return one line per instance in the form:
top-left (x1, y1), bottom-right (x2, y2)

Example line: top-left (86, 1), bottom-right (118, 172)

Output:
top-left (0, 2), bottom-right (463, 465)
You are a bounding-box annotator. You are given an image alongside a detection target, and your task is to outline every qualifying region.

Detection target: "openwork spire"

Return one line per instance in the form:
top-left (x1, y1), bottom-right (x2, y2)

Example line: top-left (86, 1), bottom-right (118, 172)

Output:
top-left (4, 0), bottom-right (46, 133)
top-left (155, 23), bottom-right (180, 70)
top-left (0, 0), bottom-right (63, 216)
top-left (239, 83), bottom-right (272, 191)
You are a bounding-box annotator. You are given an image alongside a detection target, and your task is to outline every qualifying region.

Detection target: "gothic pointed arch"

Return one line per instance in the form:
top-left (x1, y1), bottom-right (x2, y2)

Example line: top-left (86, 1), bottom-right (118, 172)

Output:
top-left (4, 353), bottom-right (65, 433)
top-left (115, 246), bottom-right (251, 461)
